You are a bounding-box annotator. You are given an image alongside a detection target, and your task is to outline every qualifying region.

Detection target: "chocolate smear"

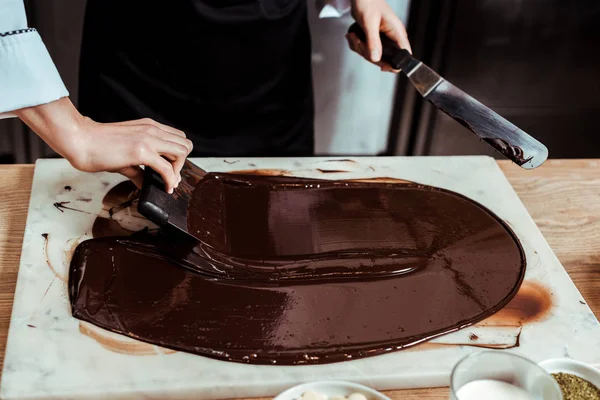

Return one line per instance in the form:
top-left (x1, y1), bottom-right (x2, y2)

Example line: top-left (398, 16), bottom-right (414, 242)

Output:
top-left (69, 173), bottom-right (525, 365)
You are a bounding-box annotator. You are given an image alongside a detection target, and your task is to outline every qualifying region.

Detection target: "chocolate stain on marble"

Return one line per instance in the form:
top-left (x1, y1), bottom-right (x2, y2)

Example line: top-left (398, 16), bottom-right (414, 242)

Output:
top-left (105, 196), bottom-right (139, 218)
top-left (53, 201), bottom-right (93, 215)
top-left (409, 338), bottom-right (521, 352)
top-left (70, 171), bottom-right (527, 365)
top-left (101, 181), bottom-right (137, 204)
top-left (50, 182), bottom-right (148, 276)
top-left (317, 169), bottom-right (349, 174)
top-left (491, 281), bottom-right (553, 324)
top-left (412, 282), bottom-right (551, 351)
top-left (54, 181), bottom-right (147, 239)
top-left (93, 181), bottom-right (149, 230)
top-left (42, 233), bottom-right (68, 283)
top-left (79, 322), bottom-right (176, 356)
top-left (91, 182), bottom-right (157, 237)
top-left (451, 282), bottom-right (552, 329)
top-left (63, 235), bottom-right (87, 270)
top-left (515, 329), bottom-right (522, 347)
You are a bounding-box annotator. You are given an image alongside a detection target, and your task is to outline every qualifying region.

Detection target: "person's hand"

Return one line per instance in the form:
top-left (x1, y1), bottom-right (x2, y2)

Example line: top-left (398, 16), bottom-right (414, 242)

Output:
top-left (15, 97), bottom-right (192, 193)
top-left (69, 117), bottom-right (193, 193)
top-left (346, 0), bottom-right (412, 72)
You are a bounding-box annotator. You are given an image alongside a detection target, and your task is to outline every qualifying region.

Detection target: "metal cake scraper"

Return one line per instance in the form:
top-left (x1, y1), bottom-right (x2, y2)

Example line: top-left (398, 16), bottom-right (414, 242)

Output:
top-left (348, 23), bottom-right (548, 169)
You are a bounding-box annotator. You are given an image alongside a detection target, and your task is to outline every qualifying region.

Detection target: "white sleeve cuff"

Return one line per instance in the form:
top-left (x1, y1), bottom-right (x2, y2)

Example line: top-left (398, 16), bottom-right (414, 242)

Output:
top-left (317, 0), bottom-right (351, 18)
top-left (0, 29), bottom-right (69, 116)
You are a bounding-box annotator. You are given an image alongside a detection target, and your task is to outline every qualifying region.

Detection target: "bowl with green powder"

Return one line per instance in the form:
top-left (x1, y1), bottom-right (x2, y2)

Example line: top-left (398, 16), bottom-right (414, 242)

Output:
top-left (540, 358), bottom-right (600, 400)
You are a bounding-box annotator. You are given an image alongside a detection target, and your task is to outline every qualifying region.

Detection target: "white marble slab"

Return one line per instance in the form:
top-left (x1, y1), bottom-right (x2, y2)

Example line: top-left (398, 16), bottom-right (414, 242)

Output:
top-left (2, 156), bottom-right (599, 400)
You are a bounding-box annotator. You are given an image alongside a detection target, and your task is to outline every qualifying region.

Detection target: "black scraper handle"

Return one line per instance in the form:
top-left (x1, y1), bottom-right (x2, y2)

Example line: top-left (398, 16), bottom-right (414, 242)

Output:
top-left (138, 167), bottom-right (170, 226)
top-left (347, 22), bottom-right (411, 70)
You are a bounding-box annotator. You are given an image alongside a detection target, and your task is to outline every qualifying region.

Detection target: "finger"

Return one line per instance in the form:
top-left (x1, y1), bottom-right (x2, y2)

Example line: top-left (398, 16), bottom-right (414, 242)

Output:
top-left (375, 60), bottom-right (397, 71)
top-left (148, 137), bottom-right (189, 185)
top-left (142, 118), bottom-right (186, 138)
top-left (115, 118), bottom-right (187, 138)
top-left (362, 13), bottom-right (383, 62)
top-left (345, 33), bottom-right (357, 53)
top-left (145, 125), bottom-right (194, 154)
top-left (346, 33), bottom-right (361, 55)
top-left (117, 166), bottom-right (144, 189)
top-left (131, 141), bottom-right (178, 193)
top-left (381, 16), bottom-right (412, 54)
top-left (380, 64), bottom-right (398, 73)
top-left (349, 34), bottom-right (370, 61)
top-left (145, 154), bottom-right (178, 194)
top-left (164, 152), bottom-right (185, 187)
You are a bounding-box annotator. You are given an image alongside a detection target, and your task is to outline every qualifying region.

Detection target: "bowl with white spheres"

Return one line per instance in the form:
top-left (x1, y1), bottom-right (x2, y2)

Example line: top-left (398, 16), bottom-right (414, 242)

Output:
top-left (273, 381), bottom-right (391, 400)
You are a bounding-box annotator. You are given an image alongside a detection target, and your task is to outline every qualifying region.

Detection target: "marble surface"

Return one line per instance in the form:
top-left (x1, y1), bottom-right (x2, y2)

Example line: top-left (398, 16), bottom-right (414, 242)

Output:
top-left (2, 156), bottom-right (599, 400)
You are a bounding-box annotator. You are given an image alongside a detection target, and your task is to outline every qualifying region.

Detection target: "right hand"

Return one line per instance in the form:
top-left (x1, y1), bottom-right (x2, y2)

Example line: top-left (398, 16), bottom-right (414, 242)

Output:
top-left (346, 0), bottom-right (411, 72)
top-left (15, 97), bottom-right (193, 193)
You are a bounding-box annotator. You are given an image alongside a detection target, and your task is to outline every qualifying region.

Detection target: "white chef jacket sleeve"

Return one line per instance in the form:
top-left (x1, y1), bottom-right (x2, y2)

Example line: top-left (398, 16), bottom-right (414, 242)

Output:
top-left (0, 0), bottom-right (69, 118)
top-left (317, 0), bottom-right (351, 18)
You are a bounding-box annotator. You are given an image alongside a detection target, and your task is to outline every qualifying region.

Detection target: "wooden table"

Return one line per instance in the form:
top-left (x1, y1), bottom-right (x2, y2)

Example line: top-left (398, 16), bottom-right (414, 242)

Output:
top-left (0, 159), bottom-right (599, 399)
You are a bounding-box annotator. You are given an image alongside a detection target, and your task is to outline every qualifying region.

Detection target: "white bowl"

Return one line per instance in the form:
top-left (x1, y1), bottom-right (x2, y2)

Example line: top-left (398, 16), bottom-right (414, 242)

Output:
top-left (539, 358), bottom-right (600, 390)
top-left (273, 381), bottom-right (391, 400)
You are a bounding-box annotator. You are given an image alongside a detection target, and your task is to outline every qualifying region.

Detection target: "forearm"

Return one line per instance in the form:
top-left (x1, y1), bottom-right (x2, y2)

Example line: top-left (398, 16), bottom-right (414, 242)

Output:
top-left (14, 97), bottom-right (83, 161)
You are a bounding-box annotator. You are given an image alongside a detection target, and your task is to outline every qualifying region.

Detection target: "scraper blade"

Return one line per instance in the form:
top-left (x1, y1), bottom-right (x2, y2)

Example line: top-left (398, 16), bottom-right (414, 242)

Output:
top-left (138, 160), bottom-right (206, 240)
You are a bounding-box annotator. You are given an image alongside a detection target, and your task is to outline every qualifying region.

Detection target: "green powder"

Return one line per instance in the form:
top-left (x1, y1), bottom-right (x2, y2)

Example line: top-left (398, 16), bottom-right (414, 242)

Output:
top-left (552, 372), bottom-right (600, 400)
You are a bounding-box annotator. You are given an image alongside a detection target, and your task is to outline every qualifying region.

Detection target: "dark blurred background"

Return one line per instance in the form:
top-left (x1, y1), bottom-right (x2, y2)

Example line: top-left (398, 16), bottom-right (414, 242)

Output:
top-left (1, 0), bottom-right (599, 163)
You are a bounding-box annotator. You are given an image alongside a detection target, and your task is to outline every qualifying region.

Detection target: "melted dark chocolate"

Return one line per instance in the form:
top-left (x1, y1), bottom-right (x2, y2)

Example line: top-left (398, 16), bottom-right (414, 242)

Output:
top-left (69, 173), bottom-right (525, 365)
top-left (483, 138), bottom-right (533, 166)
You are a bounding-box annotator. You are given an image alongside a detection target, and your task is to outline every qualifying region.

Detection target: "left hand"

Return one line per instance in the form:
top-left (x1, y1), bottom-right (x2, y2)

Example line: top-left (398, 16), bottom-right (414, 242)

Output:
top-left (346, 0), bottom-right (412, 72)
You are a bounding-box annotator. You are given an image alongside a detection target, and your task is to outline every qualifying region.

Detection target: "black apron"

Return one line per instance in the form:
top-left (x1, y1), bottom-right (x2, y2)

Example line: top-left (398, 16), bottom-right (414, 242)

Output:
top-left (78, 0), bottom-right (314, 157)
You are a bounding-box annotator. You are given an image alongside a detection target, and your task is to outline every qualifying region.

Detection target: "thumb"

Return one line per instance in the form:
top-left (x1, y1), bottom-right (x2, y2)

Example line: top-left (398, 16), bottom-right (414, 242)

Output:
top-left (362, 13), bottom-right (382, 62)
top-left (117, 166), bottom-right (144, 189)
